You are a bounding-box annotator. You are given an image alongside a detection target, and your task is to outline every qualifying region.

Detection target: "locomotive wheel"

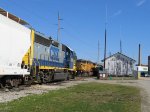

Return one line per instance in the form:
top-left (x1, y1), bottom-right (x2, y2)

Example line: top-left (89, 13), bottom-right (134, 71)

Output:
top-left (44, 72), bottom-right (54, 82)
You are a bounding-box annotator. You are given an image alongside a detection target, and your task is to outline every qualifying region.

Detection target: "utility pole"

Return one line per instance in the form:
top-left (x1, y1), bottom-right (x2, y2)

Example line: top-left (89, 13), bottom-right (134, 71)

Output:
top-left (57, 12), bottom-right (63, 41)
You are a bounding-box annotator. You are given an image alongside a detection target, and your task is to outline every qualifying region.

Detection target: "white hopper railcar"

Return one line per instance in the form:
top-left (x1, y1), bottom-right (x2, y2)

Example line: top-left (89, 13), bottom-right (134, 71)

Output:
top-left (0, 8), bottom-right (31, 88)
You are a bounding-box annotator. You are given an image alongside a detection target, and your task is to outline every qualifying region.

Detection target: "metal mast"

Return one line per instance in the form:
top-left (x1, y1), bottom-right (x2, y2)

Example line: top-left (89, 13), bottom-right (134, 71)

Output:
top-left (104, 29), bottom-right (107, 69)
top-left (57, 12), bottom-right (63, 41)
top-left (104, 5), bottom-right (107, 69)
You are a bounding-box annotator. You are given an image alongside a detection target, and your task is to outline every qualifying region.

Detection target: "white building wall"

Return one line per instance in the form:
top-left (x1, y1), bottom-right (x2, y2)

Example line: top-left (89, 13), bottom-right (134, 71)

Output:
top-left (105, 53), bottom-right (135, 76)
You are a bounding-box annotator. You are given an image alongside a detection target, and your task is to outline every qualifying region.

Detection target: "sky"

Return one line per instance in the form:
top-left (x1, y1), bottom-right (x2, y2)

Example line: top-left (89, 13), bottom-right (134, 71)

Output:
top-left (0, 0), bottom-right (150, 64)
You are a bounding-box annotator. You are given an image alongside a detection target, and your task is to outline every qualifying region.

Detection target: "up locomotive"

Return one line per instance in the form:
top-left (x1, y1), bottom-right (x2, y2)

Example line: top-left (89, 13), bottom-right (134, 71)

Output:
top-left (0, 8), bottom-right (77, 88)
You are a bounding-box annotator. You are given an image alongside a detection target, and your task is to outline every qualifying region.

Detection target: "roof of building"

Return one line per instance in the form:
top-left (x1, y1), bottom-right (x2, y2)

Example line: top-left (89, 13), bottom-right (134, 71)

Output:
top-left (102, 52), bottom-right (136, 62)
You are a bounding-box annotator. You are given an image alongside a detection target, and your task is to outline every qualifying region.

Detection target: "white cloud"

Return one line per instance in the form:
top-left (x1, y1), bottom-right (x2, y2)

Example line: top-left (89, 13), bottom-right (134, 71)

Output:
top-left (137, 0), bottom-right (147, 7)
top-left (111, 10), bottom-right (122, 18)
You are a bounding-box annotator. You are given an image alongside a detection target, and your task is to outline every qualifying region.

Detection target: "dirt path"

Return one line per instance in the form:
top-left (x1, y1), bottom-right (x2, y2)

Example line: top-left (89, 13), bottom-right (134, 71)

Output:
top-left (0, 79), bottom-right (88, 103)
top-left (137, 80), bottom-right (150, 112)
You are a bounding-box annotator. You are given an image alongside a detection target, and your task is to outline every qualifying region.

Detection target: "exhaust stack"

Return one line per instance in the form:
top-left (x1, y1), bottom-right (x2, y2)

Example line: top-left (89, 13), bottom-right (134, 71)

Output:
top-left (138, 44), bottom-right (141, 66)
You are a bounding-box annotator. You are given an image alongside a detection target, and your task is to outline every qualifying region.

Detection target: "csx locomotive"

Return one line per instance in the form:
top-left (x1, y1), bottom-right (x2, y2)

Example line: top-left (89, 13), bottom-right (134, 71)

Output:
top-left (0, 8), bottom-right (77, 88)
top-left (76, 59), bottom-right (96, 76)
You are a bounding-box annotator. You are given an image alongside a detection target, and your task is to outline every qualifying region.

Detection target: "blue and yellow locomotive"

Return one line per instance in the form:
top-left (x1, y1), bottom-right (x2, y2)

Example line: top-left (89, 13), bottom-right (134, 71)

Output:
top-left (22, 30), bottom-right (77, 84)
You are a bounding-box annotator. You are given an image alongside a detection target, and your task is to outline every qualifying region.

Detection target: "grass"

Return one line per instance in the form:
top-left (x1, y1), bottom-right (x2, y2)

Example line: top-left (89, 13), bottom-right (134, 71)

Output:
top-left (0, 83), bottom-right (141, 112)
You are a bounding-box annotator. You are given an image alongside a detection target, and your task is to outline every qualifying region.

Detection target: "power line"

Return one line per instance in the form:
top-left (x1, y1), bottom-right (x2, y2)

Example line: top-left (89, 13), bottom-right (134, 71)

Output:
top-left (62, 18), bottom-right (97, 48)
top-left (63, 30), bottom-right (98, 51)
top-left (11, 1), bottom-right (52, 22)
top-left (63, 30), bottom-right (98, 60)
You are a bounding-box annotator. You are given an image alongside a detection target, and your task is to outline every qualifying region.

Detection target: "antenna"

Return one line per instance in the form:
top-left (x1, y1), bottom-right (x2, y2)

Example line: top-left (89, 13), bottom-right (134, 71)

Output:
top-left (120, 40), bottom-right (122, 53)
top-left (104, 5), bottom-right (107, 69)
top-left (105, 5), bottom-right (108, 27)
top-left (98, 40), bottom-right (100, 64)
top-left (120, 25), bottom-right (122, 53)
top-left (57, 12), bottom-right (63, 41)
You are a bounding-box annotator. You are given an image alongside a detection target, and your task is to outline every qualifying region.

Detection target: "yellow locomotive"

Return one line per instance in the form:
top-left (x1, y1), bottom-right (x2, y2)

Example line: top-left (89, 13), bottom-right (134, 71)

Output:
top-left (76, 59), bottom-right (96, 76)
